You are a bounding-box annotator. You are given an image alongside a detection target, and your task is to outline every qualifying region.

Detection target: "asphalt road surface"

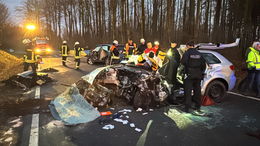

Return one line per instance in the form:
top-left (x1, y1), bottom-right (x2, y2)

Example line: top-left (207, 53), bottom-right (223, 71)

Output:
top-left (0, 55), bottom-right (260, 146)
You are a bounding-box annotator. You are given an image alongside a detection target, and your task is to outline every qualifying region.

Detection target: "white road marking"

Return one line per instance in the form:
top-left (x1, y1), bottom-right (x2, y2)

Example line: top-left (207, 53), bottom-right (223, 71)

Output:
top-left (136, 120), bottom-right (153, 146)
top-left (35, 86), bottom-right (40, 99)
top-left (29, 114), bottom-right (39, 146)
top-left (228, 91), bottom-right (260, 102)
top-left (29, 86), bottom-right (40, 146)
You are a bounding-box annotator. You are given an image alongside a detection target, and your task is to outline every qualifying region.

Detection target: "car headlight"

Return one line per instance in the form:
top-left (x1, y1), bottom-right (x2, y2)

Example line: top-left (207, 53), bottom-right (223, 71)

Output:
top-left (46, 48), bottom-right (52, 52)
top-left (35, 48), bottom-right (41, 53)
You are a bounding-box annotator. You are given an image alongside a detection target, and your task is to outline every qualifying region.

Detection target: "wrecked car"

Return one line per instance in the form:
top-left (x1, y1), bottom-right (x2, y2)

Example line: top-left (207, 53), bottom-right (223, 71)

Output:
top-left (76, 65), bottom-right (169, 109)
top-left (86, 44), bottom-right (125, 65)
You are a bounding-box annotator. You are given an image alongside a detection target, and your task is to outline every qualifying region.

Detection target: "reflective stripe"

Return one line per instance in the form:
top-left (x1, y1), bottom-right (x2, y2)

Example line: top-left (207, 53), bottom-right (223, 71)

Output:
top-left (61, 45), bottom-right (68, 56)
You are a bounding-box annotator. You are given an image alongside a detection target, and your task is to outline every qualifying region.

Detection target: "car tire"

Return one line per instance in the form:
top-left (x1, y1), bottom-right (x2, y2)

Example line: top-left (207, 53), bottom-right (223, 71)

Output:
top-left (205, 80), bottom-right (226, 103)
top-left (87, 58), bottom-right (93, 65)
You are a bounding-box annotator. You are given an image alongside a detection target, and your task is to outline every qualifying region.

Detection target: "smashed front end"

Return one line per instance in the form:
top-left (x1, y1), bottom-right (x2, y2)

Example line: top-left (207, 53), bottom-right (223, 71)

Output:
top-left (77, 65), bottom-right (169, 109)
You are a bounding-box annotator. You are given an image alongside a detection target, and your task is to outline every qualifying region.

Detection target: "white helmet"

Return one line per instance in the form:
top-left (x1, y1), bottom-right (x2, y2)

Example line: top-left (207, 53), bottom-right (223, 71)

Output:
top-left (22, 39), bottom-right (31, 44)
top-left (75, 42), bottom-right (80, 45)
top-left (63, 41), bottom-right (67, 44)
top-left (140, 38), bottom-right (145, 43)
top-left (113, 40), bottom-right (118, 45)
top-left (154, 41), bottom-right (159, 46)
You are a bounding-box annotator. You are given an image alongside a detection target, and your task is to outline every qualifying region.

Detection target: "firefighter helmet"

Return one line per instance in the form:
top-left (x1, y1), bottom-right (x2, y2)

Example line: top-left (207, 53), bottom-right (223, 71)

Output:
top-left (154, 41), bottom-right (159, 46)
top-left (140, 38), bottom-right (145, 43)
top-left (63, 41), bottom-right (67, 44)
top-left (75, 42), bottom-right (80, 45)
top-left (113, 40), bottom-right (118, 45)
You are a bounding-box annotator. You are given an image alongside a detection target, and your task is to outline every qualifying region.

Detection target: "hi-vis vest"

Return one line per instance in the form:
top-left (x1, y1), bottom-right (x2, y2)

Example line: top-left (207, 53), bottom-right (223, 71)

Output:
top-left (61, 45), bottom-right (69, 56)
top-left (137, 53), bottom-right (158, 71)
top-left (125, 43), bottom-right (137, 56)
top-left (24, 49), bottom-right (38, 63)
top-left (74, 47), bottom-right (84, 59)
top-left (246, 47), bottom-right (260, 70)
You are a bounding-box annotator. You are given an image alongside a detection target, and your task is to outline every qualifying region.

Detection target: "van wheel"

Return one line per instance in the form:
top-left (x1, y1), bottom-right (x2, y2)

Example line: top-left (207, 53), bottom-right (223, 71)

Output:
top-left (205, 80), bottom-right (226, 103)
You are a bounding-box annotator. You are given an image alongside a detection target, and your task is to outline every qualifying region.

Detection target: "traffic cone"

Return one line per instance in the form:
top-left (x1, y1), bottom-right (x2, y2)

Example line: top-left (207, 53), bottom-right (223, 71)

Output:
top-left (201, 96), bottom-right (215, 106)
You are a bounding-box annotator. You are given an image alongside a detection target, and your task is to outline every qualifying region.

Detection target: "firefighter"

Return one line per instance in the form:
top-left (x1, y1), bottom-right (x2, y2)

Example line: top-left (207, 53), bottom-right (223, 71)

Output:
top-left (74, 42), bottom-right (84, 69)
top-left (163, 42), bottom-right (181, 85)
top-left (60, 41), bottom-right (69, 66)
top-left (144, 42), bottom-right (157, 55)
top-left (109, 40), bottom-right (120, 65)
top-left (136, 38), bottom-right (147, 55)
top-left (153, 41), bottom-right (160, 55)
top-left (181, 41), bottom-right (206, 115)
top-left (245, 41), bottom-right (260, 97)
top-left (125, 38), bottom-right (137, 58)
top-left (23, 39), bottom-right (40, 74)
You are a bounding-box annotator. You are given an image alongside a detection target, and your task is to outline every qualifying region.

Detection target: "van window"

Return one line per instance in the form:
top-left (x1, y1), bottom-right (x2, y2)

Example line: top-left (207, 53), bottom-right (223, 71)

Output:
top-left (201, 53), bottom-right (221, 64)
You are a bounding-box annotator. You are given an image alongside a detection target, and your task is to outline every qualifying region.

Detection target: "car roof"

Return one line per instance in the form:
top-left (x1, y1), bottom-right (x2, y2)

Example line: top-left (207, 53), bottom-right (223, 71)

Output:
top-left (199, 50), bottom-right (232, 65)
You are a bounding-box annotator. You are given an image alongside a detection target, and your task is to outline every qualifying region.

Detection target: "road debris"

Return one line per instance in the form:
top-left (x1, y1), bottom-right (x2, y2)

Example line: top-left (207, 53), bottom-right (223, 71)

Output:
top-left (49, 84), bottom-right (100, 125)
top-left (130, 123), bottom-right (135, 128)
top-left (41, 68), bottom-right (59, 73)
top-left (136, 108), bottom-right (143, 112)
top-left (102, 124), bottom-right (115, 130)
top-left (135, 128), bottom-right (142, 132)
top-left (0, 50), bottom-right (23, 82)
top-left (100, 111), bottom-right (112, 116)
top-left (142, 112), bottom-right (148, 115)
top-left (114, 118), bottom-right (129, 125)
top-left (119, 109), bottom-right (132, 113)
top-left (4, 71), bottom-right (53, 90)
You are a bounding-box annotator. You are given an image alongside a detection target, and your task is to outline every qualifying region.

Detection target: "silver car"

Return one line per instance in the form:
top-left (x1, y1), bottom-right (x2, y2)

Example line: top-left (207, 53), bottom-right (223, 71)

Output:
top-left (199, 50), bottom-right (236, 102)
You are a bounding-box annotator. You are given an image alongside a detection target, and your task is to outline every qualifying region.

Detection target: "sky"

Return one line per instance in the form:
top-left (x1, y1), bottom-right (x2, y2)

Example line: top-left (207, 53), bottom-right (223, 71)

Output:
top-left (2, 0), bottom-right (23, 23)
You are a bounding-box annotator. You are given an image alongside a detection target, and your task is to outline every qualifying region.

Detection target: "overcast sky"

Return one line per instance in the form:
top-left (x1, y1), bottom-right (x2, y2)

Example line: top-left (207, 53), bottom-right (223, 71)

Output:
top-left (2, 0), bottom-right (23, 23)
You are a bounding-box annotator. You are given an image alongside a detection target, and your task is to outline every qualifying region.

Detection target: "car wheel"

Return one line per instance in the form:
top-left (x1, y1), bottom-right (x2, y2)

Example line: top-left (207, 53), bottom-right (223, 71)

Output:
top-left (87, 58), bottom-right (94, 65)
top-left (205, 80), bottom-right (226, 103)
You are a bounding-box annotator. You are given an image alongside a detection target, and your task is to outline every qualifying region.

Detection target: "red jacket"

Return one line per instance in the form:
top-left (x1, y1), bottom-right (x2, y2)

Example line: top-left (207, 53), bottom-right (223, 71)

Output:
top-left (144, 47), bottom-right (158, 55)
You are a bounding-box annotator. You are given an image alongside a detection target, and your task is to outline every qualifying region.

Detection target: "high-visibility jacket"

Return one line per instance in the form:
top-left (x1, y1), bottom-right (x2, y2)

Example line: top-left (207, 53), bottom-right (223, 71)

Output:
top-left (24, 49), bottom-right (39, 63)
top-left (157, 48), bottom-right (167, 61)
top-left (110, 45), bottom-right (119, 56)
top-left (167, 47), bottom-right (181, 64)
top-left (246, 47), bottom-right (260, 70)
top-left (137, 54), bottom-right (158, 71)
top-left (74, 46), bottom-right (84, 59)
top-left (125, 43), bottom-right (137, 56)
top-left (61, 44), bottom-right (69, 56)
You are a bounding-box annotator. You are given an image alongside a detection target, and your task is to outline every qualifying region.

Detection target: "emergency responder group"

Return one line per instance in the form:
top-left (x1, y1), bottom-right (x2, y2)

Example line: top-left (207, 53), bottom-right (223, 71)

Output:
top-left (25, 38), bottom-right (260, 115)
top-left (104, 39), bottom-right (207, 115)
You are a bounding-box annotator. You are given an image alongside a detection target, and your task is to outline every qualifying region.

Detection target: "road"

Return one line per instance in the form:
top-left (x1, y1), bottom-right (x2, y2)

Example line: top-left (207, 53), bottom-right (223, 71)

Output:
top-left (0, 55), bottom-right (260, 146)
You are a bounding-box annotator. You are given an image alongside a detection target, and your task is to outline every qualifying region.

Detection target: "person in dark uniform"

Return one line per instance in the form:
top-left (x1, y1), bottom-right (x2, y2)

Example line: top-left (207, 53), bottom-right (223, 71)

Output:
top-left (125, 38), bottom-right (137, 58)
top-left (74, 42), bottom-right (84, 69)
top-left (23, 39), bottom-right (39, 74)
top-left (60, 41), bottom-right (69, 66)
top-left (181, 41), bottom-right (206, 115)
top-left (136, 38), bottom-right (147, 55)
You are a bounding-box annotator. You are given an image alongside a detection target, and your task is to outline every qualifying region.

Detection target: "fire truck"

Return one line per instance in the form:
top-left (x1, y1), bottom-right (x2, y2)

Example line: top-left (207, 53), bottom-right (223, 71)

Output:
top-left (32, 37), bottom-right (53, 55)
